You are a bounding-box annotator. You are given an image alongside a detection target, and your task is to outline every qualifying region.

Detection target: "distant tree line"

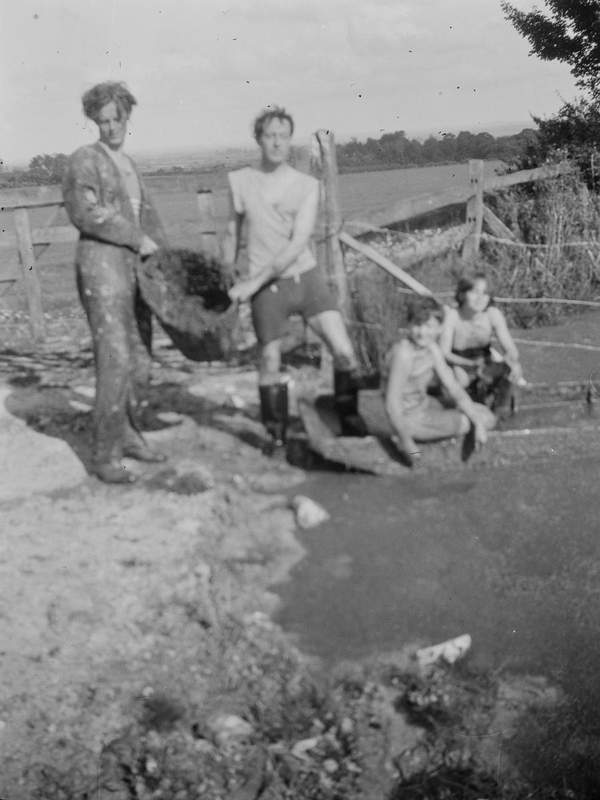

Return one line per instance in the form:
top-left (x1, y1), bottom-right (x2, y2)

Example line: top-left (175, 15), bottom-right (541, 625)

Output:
top-left (0, 153), bottom-right (69, 188)
top-left (336, 128), bottom-right (540, 172)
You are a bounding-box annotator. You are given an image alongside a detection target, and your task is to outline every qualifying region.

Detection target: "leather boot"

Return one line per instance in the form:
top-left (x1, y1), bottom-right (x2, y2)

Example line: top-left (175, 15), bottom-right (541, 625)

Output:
top-left (259, 382), bottom-right (289, 453)
top-left (334, 369), bottom-right (368, 437)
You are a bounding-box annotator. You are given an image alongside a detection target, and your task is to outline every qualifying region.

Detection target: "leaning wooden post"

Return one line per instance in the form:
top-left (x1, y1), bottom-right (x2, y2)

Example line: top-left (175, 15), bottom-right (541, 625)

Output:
top-left (14, 207), bottom-right (45, 341)
top-left (462, 159), bottom-right (484, 262)
top-left (314, 129), bottom-right (351, 318)
top-left (196, 188), bottom-right (217, 256)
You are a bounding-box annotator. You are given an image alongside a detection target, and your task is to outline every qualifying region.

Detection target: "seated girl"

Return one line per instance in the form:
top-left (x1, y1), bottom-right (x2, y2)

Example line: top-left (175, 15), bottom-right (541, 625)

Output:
top-left (440, 273), bottom-right (523, 415)
top-left (385, 295), bottom-right (496, 464)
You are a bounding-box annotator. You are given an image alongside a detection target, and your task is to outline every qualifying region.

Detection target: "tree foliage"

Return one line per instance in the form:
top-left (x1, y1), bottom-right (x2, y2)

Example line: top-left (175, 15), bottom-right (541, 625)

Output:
top-left (0, 153), bottom-right (68, 187)
top-left (502, 0), bottom-right (600, 98)
top-left (336, 128), bottom-right (538, 172)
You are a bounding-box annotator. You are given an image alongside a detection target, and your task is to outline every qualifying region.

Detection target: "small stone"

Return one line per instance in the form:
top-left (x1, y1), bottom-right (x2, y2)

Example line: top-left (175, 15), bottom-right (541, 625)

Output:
top-left (339, 717), bottom-right (354, 736)
top-left (69, 400), bottom-right (92, 413)
top-left (145, 756), bottom-right (159, 775)
top-left (142, 686), bottom-right (155, 698)
top-left (323, 758), bottom-right (338, 774)
top-left (156, 411), bottom-right (184, 424)
top-left (207, 713), bottom-right (254, 747)
top-left (291, 495), bottom-right (330, 529)
top-left (291, 736), bottom-right (321, 760)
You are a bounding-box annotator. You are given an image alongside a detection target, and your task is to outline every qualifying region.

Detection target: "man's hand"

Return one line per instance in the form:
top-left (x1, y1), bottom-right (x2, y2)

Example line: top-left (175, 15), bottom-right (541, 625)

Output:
top-left (228, 277), bottom-right (261, 304)
top-left (139, 235), bottom-right (159, 258)
top-left (509, 361), bottom-right (524, 383)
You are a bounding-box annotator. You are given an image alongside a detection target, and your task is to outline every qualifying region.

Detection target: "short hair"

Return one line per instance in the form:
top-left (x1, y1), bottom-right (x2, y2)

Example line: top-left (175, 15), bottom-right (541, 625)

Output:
top-left (405, 295), bottom-right (444, 325)
top-left (82, 82), bottom-right (137, 123)
top-left (253, 105), bottom-right (294, 141)
top-left (455, 272), bottom-right (494, 308)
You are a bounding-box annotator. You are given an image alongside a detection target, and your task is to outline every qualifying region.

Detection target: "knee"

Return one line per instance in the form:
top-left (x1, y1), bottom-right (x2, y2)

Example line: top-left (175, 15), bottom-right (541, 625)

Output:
top-left (259, 342), bottom-right (281, 380)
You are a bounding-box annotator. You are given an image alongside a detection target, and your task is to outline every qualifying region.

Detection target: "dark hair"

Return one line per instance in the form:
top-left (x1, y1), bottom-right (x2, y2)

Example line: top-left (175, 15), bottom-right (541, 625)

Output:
top-left (253, 105), bottom-right (294, 141)
top-left (455, 272), bottom-right (494, 308)
top-left (405, 295), bottom-right (444, 325)
top-left (82, 82), bottom-right (137, 122)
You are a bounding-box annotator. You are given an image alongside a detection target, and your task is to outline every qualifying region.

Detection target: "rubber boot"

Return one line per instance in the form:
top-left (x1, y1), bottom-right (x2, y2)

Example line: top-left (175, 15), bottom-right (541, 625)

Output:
top-left (333, 370), bottom-right (368, 437)
top-left (259, 382), bottom-right (289, 455)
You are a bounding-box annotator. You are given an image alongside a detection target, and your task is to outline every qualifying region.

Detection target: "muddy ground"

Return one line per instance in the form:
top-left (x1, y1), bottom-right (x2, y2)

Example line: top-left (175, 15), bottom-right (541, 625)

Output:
top-left (1, 307), bottom-right (600, 798)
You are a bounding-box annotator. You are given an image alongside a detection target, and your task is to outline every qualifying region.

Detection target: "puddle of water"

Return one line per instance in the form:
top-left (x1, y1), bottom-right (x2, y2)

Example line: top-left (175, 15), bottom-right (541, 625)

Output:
top-left (275, 456), bottom-right (600, 687)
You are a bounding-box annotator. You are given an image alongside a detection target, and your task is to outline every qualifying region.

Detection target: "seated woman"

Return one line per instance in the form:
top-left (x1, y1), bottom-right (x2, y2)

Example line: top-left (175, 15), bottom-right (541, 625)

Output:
top-left (440, 273), bottom-right (523, 416)
top-left (386, 295), bottom-right (496, 464)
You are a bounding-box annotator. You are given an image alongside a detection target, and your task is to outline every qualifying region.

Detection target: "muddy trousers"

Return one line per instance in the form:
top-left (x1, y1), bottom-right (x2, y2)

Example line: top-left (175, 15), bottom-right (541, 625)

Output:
top-left (77, 261), bottom-right (153, 465)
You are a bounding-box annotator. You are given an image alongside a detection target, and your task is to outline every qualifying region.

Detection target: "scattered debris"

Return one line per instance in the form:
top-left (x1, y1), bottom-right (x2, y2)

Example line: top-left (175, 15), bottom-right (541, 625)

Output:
top-left (416, 634), bottom-right (472, 667)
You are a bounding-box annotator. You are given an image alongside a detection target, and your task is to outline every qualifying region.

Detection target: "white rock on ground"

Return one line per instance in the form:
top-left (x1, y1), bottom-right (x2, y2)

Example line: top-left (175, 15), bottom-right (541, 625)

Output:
top-left (291, 495), bottom-right (330, 529)
top-left (0, 386), bottom-right (87, 502)
top-left (206, 713), bottom-right (254, 747)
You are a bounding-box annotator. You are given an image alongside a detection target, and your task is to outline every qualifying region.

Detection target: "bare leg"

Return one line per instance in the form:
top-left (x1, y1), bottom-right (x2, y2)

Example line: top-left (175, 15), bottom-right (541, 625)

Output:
top-left (258, 338), bottom-right (283, 384)
top-left (307, 310), bottom-right (358, 371)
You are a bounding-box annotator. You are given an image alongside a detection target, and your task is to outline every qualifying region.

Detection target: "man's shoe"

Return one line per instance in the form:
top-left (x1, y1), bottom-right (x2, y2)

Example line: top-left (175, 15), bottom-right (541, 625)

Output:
top-left (94, 461), bottom-right (137, 484)
top-left (122, 442), bottom-right (167, 462)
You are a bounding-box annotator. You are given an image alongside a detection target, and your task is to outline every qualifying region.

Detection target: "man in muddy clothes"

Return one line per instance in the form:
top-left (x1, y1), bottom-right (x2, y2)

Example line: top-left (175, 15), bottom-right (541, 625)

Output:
top-left (223, 106), bottom-right (366, 452)
top-left (63, 81), bottom-right (168, 484)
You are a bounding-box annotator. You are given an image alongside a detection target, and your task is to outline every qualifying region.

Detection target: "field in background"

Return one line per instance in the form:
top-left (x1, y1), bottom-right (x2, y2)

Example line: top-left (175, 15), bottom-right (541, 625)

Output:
top-left (0, 160), bottom-right (503, 322)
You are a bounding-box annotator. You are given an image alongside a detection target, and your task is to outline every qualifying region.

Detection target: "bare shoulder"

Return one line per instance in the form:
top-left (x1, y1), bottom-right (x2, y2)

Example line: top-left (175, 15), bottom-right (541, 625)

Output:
top-left (443, 305), bottom-right (459, 325)
top-left (389, 338), bottom-right (413, 365)
top-left (488, 305), bottom-right (506, 325)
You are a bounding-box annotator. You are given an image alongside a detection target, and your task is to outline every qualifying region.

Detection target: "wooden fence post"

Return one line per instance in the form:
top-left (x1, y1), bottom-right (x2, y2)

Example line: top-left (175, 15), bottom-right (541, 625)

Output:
top-left (13, 207), bottom-right (45, 341)
top-left (314, 129), bottom-right (350, 318)
top-left (462, 159), bottom-right (484, 262)
top-left (196, 189), bottom-right (217, 256)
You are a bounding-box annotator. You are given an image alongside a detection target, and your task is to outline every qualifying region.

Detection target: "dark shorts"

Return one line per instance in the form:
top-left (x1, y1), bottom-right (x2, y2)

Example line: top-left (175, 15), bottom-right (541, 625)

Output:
top-left (251, 266), bottom-right (339, 345)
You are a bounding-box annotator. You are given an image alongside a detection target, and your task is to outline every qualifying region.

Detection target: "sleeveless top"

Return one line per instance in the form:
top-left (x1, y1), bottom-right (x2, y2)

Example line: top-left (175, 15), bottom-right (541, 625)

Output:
top-left (228, 166), bottom-right (317, 279)
top-left (451, 309), bottom-right (493, 359)
top-left (397, 344), bottom-right (436, 414)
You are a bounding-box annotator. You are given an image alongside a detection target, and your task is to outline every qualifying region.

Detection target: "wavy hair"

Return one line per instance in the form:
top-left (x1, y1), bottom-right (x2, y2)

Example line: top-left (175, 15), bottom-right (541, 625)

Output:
top-left (82, 82), bottom-right (137, 122)
top-left (253, 105), bottom-right (294, 141)
top-left (405, 295), bottom-right (444, 325)
top-left (455, 272), bottom-right (494, 308)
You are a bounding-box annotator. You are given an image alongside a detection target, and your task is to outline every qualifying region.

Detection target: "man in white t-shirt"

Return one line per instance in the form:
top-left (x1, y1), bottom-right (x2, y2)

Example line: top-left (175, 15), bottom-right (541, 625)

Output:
top-left (222, 106), bottom-right (365, 451)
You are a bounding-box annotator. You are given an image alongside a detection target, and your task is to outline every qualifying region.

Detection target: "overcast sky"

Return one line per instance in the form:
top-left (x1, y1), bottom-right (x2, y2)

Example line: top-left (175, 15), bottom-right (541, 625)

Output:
top-left (1, 0), bottom-right (578, 165)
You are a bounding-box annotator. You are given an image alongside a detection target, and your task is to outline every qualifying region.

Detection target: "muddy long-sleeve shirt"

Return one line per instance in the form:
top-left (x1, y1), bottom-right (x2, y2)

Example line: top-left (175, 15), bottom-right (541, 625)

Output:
top-left (62, 141), bottom-right (167, 259)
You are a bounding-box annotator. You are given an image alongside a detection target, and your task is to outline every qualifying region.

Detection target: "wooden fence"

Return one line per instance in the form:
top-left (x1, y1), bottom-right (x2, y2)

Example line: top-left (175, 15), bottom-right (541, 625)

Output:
top-left (0, 138), bottom-right (575, 343)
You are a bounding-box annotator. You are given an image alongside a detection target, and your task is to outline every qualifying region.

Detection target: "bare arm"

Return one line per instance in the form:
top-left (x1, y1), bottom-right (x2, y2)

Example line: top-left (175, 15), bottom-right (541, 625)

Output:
top-left (62, 148), bottom-right (144, 251)
top-left (385, 341), bottom-right (420, 458)
top-left (229, 182), bottom-right (319, 303)
top-left (489, 307), bottom-right (521, 370)
top-left (221, 188), bottom-right (243, 281)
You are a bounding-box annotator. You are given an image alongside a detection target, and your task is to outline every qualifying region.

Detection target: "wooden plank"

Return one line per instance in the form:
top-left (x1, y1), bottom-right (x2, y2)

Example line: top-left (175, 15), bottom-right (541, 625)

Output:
top-left (0, 185), bottom-right (64, 209)
top-left (196, 189), bottom-right (217, 256)
top-left (482, 205), bottom-right (518, 240)
top-left (340, 226), bottom-right (469, 296)
top-left (485, 161), bottom-right (574, 191)
top-left (13, 207), bottom-right (45, 340)
top-left (346, 162), bottom-right (574, 230)
top-left (315, 129), bottom-right (351, 317)
top-left (0, 225), bottom-right (77, 248)
top-left (462, 159), bottom-right (484, 261)
top-left (349, 184), bottom-right (473, 230)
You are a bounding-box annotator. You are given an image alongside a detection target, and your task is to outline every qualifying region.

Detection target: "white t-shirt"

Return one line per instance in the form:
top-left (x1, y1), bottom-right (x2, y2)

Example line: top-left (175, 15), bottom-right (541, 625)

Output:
top-left (228, 166), bottom-right (318, 279)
